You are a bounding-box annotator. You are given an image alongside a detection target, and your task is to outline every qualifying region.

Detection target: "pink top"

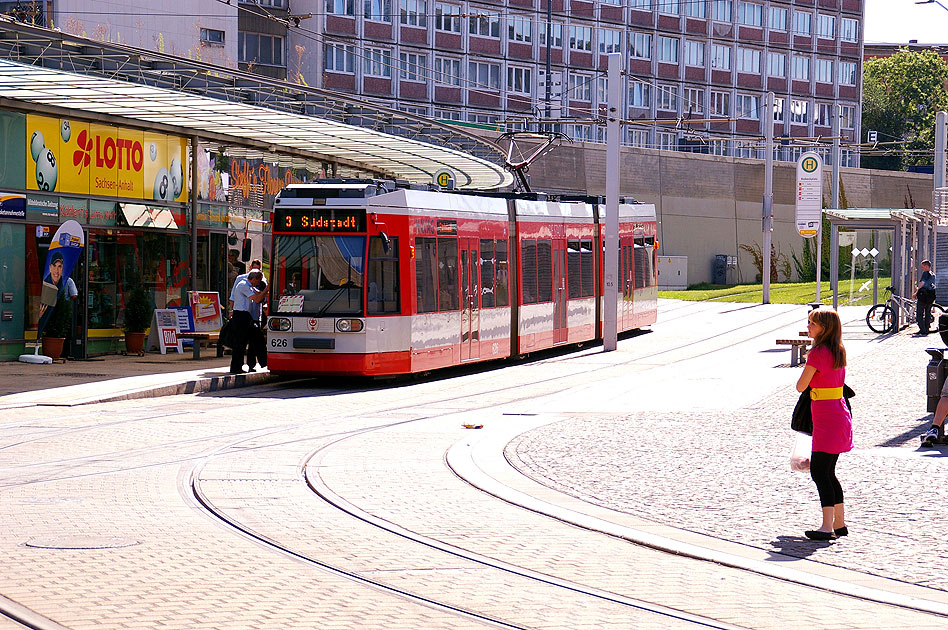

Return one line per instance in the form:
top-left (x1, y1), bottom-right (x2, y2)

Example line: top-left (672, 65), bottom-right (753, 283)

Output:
top-left (806, 345), bottom-right (853, 454)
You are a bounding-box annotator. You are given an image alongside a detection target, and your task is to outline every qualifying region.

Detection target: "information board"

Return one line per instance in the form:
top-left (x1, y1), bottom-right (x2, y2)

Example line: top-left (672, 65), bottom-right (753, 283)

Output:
top-left (188, 291), bottom-right (222, 332)
top-left (145, 308), bottom-right (183, 354)
top-left (795, 152), bottom-right (823, 238)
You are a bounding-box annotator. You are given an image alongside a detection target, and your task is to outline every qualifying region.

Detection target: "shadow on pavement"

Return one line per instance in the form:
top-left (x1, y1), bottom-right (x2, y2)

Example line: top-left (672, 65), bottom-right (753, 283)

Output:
top-left (876, 416), bottom-right (933, 448)
top-left (767, 535), bottom-right (836, 560)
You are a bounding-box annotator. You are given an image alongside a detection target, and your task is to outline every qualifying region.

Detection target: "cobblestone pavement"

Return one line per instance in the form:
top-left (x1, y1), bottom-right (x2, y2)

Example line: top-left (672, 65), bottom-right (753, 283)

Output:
top-left (1, 299), bottom-right (945, 629)
top-left (509, 299), bottom-right (948, 592)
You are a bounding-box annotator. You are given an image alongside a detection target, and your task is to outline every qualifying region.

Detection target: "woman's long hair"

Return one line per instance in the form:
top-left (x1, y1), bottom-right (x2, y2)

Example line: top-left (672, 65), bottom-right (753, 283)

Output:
top-left (809, 309), bottom-right (847, 369)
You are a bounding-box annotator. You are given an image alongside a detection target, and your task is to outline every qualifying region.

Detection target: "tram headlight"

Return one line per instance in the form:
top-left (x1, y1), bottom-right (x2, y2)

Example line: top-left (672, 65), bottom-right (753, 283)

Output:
top-left (268, 317), bottom-right (291, 331)
top-left (335, 318), bottom-right (364, 333)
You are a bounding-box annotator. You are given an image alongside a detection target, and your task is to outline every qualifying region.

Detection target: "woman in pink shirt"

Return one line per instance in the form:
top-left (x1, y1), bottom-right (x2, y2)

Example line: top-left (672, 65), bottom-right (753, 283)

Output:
top-left (796, 309), bottom-right (853, 541)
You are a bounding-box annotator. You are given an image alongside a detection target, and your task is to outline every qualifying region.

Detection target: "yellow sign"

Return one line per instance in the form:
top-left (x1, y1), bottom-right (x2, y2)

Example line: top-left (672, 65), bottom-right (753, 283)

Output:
top-left (26, 114), bottom-right (187, 200)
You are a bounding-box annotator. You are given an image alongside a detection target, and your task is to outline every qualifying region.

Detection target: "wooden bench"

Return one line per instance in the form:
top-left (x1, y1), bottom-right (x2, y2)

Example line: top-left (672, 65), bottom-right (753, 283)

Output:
top-left (177, 332), bottom-right (222, 360)
top-left (777, 338), bottom-right (810, 366)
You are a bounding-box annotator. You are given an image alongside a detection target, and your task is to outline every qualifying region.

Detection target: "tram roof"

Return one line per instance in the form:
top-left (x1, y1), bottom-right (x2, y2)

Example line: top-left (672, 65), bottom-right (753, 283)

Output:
top-left (0, 19), bottom-right (513, 189)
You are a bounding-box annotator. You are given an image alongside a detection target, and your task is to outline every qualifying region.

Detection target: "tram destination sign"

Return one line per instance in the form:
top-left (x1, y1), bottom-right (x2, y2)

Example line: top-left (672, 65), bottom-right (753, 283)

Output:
top-left (275, 207), bottom-right (366, 233)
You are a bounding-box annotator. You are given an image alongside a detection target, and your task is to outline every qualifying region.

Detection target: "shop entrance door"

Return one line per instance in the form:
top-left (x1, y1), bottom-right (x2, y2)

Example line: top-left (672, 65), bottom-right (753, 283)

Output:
top-left (69, 244), bottom-right (88, 359)
top-left (460, 239), bottom-right (480, 361)
top-left (553, 242), bottom-right (568, 344)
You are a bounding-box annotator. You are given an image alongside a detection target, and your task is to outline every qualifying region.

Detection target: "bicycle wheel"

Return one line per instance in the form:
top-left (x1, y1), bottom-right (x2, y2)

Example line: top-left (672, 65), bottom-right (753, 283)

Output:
top-left (866, 303), bottom-right (895, 333)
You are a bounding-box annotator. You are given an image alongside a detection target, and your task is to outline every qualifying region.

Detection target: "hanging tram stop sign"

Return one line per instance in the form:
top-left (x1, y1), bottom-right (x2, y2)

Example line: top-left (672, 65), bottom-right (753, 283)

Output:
top-left (795, 152), bottom-right (823, 238)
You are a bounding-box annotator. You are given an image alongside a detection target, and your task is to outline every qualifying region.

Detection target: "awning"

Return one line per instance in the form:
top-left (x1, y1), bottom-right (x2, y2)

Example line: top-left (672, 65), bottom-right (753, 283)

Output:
top-left (119, 203), bottom-right (178, 230)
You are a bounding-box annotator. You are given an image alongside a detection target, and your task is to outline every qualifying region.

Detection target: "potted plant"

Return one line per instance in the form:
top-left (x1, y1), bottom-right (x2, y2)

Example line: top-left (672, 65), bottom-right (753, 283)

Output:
top-left (123, 287), bottom-right (153, 355)
top-left (41, 298), bottom-right (72, 360)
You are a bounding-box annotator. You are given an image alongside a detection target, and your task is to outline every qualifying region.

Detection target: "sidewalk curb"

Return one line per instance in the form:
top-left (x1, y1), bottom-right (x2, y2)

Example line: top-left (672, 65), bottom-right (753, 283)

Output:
top-left (91, 370), bottom-right (277, 405)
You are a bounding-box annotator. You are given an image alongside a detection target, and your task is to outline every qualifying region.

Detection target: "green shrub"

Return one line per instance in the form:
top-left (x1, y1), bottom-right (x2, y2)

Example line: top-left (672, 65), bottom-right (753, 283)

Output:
top-left (44, 297), bottom-right (72, 338)
top-left (122, 288), bottom-right (153, 334)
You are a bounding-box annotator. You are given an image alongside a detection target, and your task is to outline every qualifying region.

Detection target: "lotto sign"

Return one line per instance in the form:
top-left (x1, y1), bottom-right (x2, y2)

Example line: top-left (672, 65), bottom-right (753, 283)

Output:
top-left (795, 152), bottom-right (823, 238)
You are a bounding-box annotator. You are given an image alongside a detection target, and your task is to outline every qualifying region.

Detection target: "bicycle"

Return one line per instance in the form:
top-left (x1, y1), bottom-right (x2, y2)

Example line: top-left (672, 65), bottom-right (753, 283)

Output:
top-left (866, 286), bottom-right (947, 333)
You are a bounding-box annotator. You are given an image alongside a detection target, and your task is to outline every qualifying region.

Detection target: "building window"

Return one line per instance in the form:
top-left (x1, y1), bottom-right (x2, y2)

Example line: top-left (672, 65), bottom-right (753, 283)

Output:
top-left (738, 2), bottom-right (763, 27)
top-left (841, 18), bottom-right (859, 43)
top-left (569, 74), bottom-right (591, 101)
top-left (769, 6), bottom-right (787, 31)
top-left (656, 84), bottom-right (677, 111)
top-left (434, 3), bottom-right (461, 32)
top-left (364, 0), bottom-right (392, 22)
top-left (684, 0), bottom-right (705, 18)
top-left (434, 108), bottom-right (462, 120)
top-left (569, 25), bottom-right (592, 52)
top-left (469, 9), bottom-right (500, 37)
top-left (539, 22), bottom-right (563, 47)
top-left (710, 0), bottom-right (731, 22)
top-left (815, 58), bottom-right (833, 83)
top-left (200, 28), bottom-right (225, 45)
top-left (402, 104), bottom-right (429, 115)
top-left (711, 44), bottom-right (731, 70)
top-left (400, 0), bottom-right (427, 27)
top-left (469, 61), bottom-right (500, 89)
top-left (629, 129), bottom-right (649, 147)
top-left (684, 40), bottom-right (705, 67)
top-left (793, 11), bottom-right (811, 36)
top-left (790, 99), bottom-right (809, 124)
top-left (684, 87), bottom-right (704, 114)
top-left (327, 0), bottom-right (355, 15)
top-left (737, 48), bottom-right (761, 73)
top-left (711, 90), bottom-right (729, 116)
top-left (629, 81), bottom-right (651, 108)
top-left (657, 132), bottom-right (677, 151)
top-left (508, 15), bottom-right (532, 43)
top-left (658, 0), bottom-right (679, 15)
top-left (658, 36), bottom-right (679, 63)
top-left (736, 94), bottom-right (759, 119)
top-left (469, 113), bottom-right (498, 125)
top-left (239, 33), bottom-right (284, 66)
top-left (839, 61), bottom-right (857, 86)
top-left (324, 42), bottom-right (355, 72)
top-left (711, 140), bottom-right (728, 156)
top-left (599, 28), bottom-right (621, 55)
top-left (597, 77), bottom-right (608, 103)
top-left (365, 47), bottom-right (392, 77)
top-left (768, 52), bottom-right (785, 78)
top-left (814, 103), bottom-right (832, 126)
top-left (434, 56), bottom-right (461, 85)
top-left (773, 97), bottom-right (784, 122)
top-left (817, 14), bottom-right (835, 39)
top-left (569, 124), bottom-right (593, 142)
top-left (630, 32), bottom-right (652, 60)
top-left (840, 104), bottom-right (855, 129)
top-left (399, 52), bottom-right (427, 81)
top-left (629, 0), bottom-right (649, 8)
top-left (508, 66), bottom-right (532, 95)
top-left (791, 55), bottom-right (810, 81)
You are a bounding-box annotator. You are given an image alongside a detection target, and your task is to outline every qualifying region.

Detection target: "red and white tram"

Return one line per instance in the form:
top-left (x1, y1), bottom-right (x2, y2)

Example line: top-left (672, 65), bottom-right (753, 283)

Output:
top-left (265, 180), bottom-right (657, 376)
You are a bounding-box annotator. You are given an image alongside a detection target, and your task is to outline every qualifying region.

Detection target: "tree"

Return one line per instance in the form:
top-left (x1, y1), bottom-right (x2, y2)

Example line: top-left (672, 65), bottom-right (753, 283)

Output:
top-left (861, 49), bottom-right (948, 171)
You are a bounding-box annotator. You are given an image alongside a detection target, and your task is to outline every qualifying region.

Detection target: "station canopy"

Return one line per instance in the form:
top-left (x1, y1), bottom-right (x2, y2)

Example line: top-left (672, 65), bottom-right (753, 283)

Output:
top-left (0, 18), bottom-right (513, 189)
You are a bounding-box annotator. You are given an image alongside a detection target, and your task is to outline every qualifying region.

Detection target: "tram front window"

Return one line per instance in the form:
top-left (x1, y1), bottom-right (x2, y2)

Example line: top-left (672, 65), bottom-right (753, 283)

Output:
top-left (273, 235), bottom-right (365, 315)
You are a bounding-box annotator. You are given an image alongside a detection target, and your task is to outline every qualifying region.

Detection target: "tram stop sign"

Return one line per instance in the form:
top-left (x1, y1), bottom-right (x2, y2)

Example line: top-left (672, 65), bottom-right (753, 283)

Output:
top-left (433, 168), bottom-right (455, 189)
top-left (795, 152), bottom-right (823, 238)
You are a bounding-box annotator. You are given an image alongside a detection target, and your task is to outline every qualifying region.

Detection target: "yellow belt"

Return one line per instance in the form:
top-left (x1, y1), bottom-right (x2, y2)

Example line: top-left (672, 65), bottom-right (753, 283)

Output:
top-left (811, 386), bottom-right (844, 401)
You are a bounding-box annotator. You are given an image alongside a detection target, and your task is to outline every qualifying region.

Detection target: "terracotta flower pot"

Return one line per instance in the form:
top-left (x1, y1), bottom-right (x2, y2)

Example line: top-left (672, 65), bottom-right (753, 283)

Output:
top-left (42, 337), bottom-right (65, 360)
top-left (125, 332), bottom-right (146, 355)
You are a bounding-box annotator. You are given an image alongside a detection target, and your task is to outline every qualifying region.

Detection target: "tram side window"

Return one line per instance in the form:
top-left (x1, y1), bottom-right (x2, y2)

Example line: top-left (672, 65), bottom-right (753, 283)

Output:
top-left (633, 237), bottom-right (656, 289)
top-left (480, 238), bottom-right (495, 308)
top-left (438, 238), bottom-right (459, 311)
top-left (494, 239), bottom-right (509, 307)
top-left (521, 239), bottom-right (537, 304)
top-left (567, 240), bottom-right (582, 298)
top-left (367, 235), bottom-right (399, 314)
top-left (537, 239), bottom-right (553, 303)
top-left (580, 239), bottom-right (594, 297)
top-left (415, 237), bottom-right (439, 313)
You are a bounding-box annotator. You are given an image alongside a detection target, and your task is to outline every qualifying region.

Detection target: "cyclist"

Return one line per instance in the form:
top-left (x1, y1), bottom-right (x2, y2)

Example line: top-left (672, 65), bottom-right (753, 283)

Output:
top-left (914, 259), bottom-right (937, 335)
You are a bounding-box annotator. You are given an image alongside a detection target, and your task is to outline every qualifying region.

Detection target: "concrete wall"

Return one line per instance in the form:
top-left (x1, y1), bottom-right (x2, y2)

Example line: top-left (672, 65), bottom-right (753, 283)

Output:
top-left (523, 140), bottom-right (934, 285)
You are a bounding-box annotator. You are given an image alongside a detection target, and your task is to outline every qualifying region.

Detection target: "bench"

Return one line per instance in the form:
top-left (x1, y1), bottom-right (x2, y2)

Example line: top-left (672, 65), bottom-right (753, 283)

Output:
top-left (177, 332), bottom-right (222, 360)
top-left (777, 338), bottom-right (811, 366)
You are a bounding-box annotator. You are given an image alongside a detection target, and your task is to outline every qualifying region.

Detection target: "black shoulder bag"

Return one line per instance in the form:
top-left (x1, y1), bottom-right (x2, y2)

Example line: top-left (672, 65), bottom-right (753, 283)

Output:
top-left (791, 385), bottom-right (855, 435)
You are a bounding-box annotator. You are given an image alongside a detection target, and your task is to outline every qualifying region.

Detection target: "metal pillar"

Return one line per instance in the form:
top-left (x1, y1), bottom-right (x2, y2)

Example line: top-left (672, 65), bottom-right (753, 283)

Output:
top-left (603, 53), bottom-right (620, 352)
top-left (831, 222), bottom-right (839, 310)
top-left (190, 135), bottom-right (200, 292)
top-left (762, 91), bottom-right (774, 304)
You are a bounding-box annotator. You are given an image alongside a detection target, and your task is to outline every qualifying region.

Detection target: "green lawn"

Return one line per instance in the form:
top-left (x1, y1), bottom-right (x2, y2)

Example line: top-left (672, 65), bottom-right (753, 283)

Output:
top-left (659, 278), bottom-right (884, 306)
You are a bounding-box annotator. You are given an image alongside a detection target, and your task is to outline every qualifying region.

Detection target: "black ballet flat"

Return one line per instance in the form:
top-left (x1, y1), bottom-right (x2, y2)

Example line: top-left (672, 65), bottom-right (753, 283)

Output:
top-left (834, 527), bottom-right (848, 537)
top-left (804, 530), bottom-right (836, 541)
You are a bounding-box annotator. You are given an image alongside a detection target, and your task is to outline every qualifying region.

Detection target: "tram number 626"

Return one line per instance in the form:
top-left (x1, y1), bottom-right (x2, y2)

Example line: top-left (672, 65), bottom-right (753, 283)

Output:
top-left (270, 338), bottom-right (288, 348)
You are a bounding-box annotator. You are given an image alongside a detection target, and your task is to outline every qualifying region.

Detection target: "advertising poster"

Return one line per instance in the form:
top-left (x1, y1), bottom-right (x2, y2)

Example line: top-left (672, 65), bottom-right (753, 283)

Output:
top-left (60, 119), bottom-right (91, 196)
top-left (36, 220), bottom-right (84, 338)
top-left (188, 291), bottom-right (222, 332)
top-left (26, 114), bottom-right (64, 193)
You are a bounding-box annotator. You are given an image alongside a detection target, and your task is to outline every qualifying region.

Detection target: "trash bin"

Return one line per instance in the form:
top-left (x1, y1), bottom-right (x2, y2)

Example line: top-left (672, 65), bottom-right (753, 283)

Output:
top-left (712, 254), bottom-right (727, 285)
top-left (926, 348), bottom-right (948, 413)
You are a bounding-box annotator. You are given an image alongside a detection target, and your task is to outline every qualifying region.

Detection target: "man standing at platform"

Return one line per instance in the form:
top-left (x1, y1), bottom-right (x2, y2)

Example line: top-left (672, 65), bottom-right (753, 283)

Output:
top-left (229, 270), bottom-right (266, 374)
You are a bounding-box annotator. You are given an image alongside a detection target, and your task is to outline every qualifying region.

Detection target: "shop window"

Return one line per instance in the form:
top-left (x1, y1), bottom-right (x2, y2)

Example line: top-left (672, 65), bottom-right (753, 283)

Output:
top-left (415, 237), bottom-right (438, 313)
top-left (367, 235), bottom-right (399, 314)
top-left (521, 239), bottom-right (537, 304)
top-left (437, 238), bottom-right (458, 311)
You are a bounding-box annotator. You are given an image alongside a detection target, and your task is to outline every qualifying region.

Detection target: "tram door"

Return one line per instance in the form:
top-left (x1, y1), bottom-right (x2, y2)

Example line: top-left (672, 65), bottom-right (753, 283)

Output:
top-left (553, 242), bottom-right (568, 344)
top-left (460, 239), bottom-right (480, 361)
top-left (621, 236), bottom-right (634, 329)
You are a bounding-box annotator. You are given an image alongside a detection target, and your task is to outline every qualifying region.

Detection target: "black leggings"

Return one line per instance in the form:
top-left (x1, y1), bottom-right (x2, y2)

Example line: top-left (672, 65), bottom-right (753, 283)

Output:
top-left (810, 451), bottom-right (843, 508)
